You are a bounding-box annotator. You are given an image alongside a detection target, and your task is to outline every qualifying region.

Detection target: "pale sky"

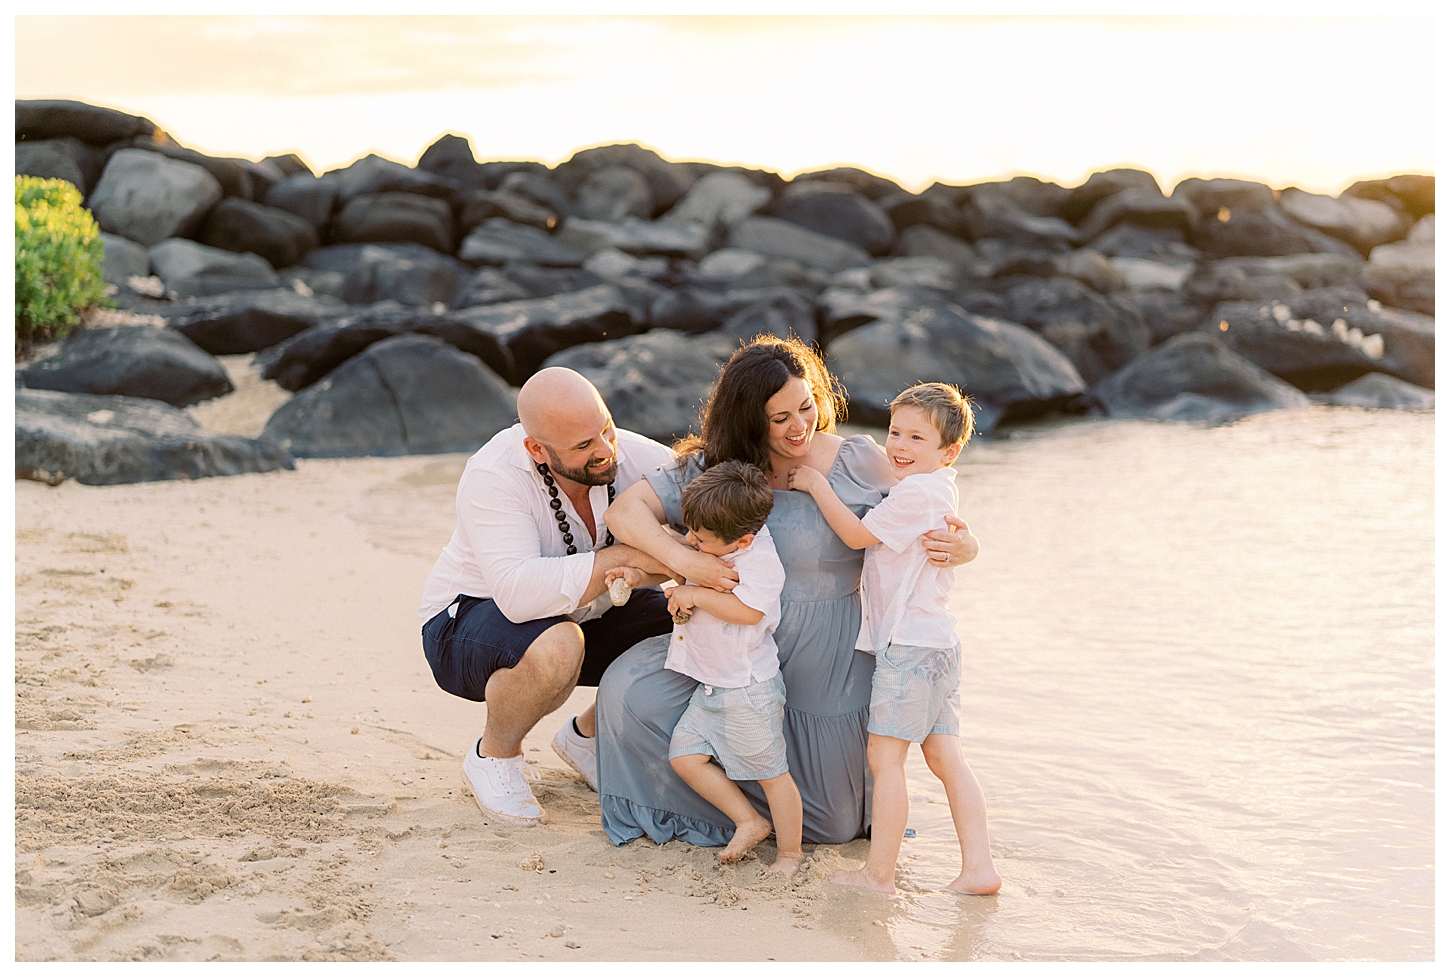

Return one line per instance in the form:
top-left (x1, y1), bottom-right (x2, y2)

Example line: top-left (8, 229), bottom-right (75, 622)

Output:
top-left (13, 14), bottom-right (1437, 195)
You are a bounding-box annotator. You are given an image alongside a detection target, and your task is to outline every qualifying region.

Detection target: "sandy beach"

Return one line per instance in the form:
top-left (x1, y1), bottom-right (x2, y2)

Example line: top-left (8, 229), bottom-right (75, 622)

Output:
top-left (14, 358), bottom-right (906, 962)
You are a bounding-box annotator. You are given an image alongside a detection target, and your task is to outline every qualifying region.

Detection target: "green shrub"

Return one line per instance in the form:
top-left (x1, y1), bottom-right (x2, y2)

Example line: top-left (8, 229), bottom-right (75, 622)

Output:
top-left (15, 175), bottom-right (108, 353)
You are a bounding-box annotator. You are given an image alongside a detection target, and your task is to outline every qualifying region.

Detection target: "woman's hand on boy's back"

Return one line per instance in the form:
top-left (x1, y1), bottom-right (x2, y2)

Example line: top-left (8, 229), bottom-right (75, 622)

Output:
top-left (921, 515), bottom-right (979, 566)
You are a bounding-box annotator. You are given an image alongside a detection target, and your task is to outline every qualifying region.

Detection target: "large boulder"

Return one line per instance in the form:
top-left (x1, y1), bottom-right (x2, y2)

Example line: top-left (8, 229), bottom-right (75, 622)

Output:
top-left (16, 99), bottom-right (156, 144)
top-left (18, 326), bottom-right (233, 407)
top-left (1170, 178), bottom-right (1277, 222)
top-left (556, 217), bottom-right (711, 260)
top-left (200, 197), bottom-right (319, 269)
top-left (1000, 278), bottom-right (1152, 385)
top-left (326, 153), bottom-right (456, 203)
top-left (790, 166), bottom-right (902, 201)
top-left (1278, 187), bottom-right (1412, 255)
top-left (716, 291), bottom-right (818, 347)
top-left (1363, 216), bottom-right (1434, 315)
top-left (261, 334), bottom-right (516, 458)
top-left (164, 288), bottom-right (347, 355)
top-left (1085, 222), bottom-right (1200, 264)
top-left (960, 188), bottom-right (1081, 251)
top-left (1183, 253), bottom-right (1364, 306)
top-left (339, 246), bottom-right (467, 307)
top-left (416, 134), bottom-right (487, 190)
top-left (330, 191), bottom-right (454, 254)
top-left (497, 171), bottom-right (575, 219)
top-left (552, 144), bottom-right (698, 216)
top-left (1285, 288), bottom-right (1434, 389)
top-left (1114, 291), bottom-right (1204, 345)
top-left (816, 285), bottom-right (947, 345)
top-left (264, 154), bottom-right (312, 178)
top-left (1089, 333), bottom-right (1310, 420)
top-left (454, 283), bottom-right (648, 384)
top-left (827, 302), bottom-right (1086, 432)
top-left (771, 184), bottom-right (896, 256)
top-left (1323, 373), bottom-right (1434, 411)
top-left (98, 233), bottom-right (150, 284)
top-left (1191, 204), bottom-right (1361, 259)
top-left (650, 286), bottom-right (807, 335)
top-left (876, 189), bottom-right (967, 237)
top-left (1342, 175), bottom-right (1435, 220)
top-left (16, 388), bottom-right (293, 486)
top-left (263, 173), bottom-right (339, 234)
top-left (499, 263), bottom-right (611, 301)
top-left (457, 189), bottom-right (559, 234)
top-left (1074, 188), bottom-right (1196, 243)
top-left (88, 149), bottom-right (223, 247)
top-left (661, 171), bottom-right (772, 229)
top-left (728, 216), bottom-right (871, 273)
top-left (1206, 297), bottom-right (1391, 391)
top-left (148, 238), bottom-right (280, 297)
top-left (542, 329), bottom-right (736, 443)
top-left (458, 218), bottom-right (587, 267)
top-left (15, 137), bottom-right (103, 196)
top-left (256, 307), bottom-right (513, 392)
top-left (125, 140), bottom-right (276, 202)
top-left (1062, 169), bottom-right (1161, 224)
top-left (574, 165), bottom-right (654, 222)
top-left (892, 224), bottom-right (979, 270)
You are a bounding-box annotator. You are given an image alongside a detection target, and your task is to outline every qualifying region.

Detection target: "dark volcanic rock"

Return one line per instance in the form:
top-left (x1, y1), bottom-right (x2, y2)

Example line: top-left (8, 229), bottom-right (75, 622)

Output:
top-left (961, 189), bottom-right (1080, 251)
top-left (1074, 188), bottom-right (1196, 243)
top-left (716, 291), bottom-right (819, 347)
top-left (1000, 278), bottom-right (1152, 385)
top-left (1088, 333), bottom-right (1311, 420)
top-left (542, 330), bottom-right (736, 443)
top-left (264, 154), bottom-right (313, 178)
top-left (1363, 218), bottom-right (1434, 315)
top-left (1342, 175), bottom-right (1435, 220)
top-left (556, 217), bottom-right (711, 260)
top-left (1170, 177), bottom-right (1277, 222)
top-left (892, 224), bottom-right (979, 269)
top-left (263, 173), bottom-right (340, 234)
top-left (88, 149), bottom-right (223, 247)
top-left (164, 288), bottom-right (347, 355)
top-left (200, 197), bottom-right (319, 269)
top-left (261, 334), bottom-right (516, 459)
top-left (256, 307), bottom-right (514, 392)
top-left (1283, 288), bottom-right (1435, 389)
top-left (1324, 373), bottom-right (1434, 411)
top-left (661, 171), bottom-right (773, 230)
top-left (454, 266), bottom-right (536, 308)
top-left (16, 99), bottom-right (157, 144)
top-left (771, 184), bottom-right (896, 255)
top-left (16, 388), bottom-right (293, 486)
top-left (827, 303), bottom-right (1086, 432)
top-left (790, 167), bottom-right (903, 200)
top-left (728, 217), bottom-right (872, 273)
top-left (552, 144), bottom-right (698, 216)
top-left (340, 247), bottom-right (467, 307)
top-left (497, 171), bottom-right (576, 219)
top-left (125, 139), bottom-right (275, 202)
top-left (15, 137), bottom-right (104, 196)
top-left (1182, 253), bottom-right (1364, 306)
top-left (650, 286), bottom-right (808, 336)
top-left (19, 326), bottom-right (233, 407)
top-left (1062, 168), bottom-right (1161, 224)
top-left (575, 165), bottom-right (654, 222)
top-left (1191, 205), bottom-right (1360, 259)
top-left (148, 239), bottom-right (282, 297)
top-left (327, 154), bottom-right (457, 203)
top-left (454, 283), bottom-right (648, 384)
top-left (1278, 187), bottom-right (1411, 255)
top-left (1205, 298), bottom-right (1390, 391)
top-left (458, 218), bottom-right (587, 267)
top-left (1114, 291), bottom-right (1204, 345)
top-left (457, 189), bottom-right (559, 234)
top-left (417, 133), bottom-right (488, 190)
top-left (330, 191), bottom-right (455, 254)
top-left (99, 233), bottom-right (150, 284)
top-left (877, 189), bottom-right (967, 237)
top-left (497, 264), bottom-right (609, 301)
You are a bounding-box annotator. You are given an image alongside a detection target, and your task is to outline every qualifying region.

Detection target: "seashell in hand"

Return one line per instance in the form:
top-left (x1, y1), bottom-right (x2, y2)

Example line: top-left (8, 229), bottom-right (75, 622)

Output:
top-left (609, 576), bottom-right (631, 606)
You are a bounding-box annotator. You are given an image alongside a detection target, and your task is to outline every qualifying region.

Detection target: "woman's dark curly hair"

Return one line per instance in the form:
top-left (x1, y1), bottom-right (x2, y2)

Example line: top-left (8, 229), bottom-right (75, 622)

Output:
top-left (675, 335), bottom-right (847, 472)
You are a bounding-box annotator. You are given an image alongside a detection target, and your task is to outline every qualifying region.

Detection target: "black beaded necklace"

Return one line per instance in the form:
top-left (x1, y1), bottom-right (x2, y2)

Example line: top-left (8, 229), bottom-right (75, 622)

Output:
top-left (537, 461), bottom-right (615, 555)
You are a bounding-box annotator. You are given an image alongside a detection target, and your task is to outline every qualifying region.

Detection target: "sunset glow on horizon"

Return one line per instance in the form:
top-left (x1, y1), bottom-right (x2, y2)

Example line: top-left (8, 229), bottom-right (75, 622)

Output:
top-left (15, 15), bottom-right (1436, 195)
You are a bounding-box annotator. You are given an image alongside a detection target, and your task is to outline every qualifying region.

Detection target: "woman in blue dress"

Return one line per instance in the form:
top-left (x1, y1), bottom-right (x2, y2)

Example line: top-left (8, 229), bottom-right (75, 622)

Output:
top-left (597, 336), bottom-right (975, 847)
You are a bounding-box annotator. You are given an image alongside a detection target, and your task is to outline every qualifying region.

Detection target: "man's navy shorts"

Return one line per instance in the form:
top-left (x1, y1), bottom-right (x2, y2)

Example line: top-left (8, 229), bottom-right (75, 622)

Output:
top-left (421, 590), bottom-right (671, 702)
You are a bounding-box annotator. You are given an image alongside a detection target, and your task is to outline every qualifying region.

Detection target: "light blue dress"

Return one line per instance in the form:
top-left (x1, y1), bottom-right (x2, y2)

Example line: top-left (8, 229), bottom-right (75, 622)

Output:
top-left (595, 435), bottom-right (894, 846)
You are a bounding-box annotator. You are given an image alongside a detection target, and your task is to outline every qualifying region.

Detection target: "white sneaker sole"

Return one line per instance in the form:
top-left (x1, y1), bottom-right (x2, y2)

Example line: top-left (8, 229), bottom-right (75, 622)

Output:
top-left (460, 769), bottom-right (545, 827)
top-left (552, 732), bottom-right (598, 792)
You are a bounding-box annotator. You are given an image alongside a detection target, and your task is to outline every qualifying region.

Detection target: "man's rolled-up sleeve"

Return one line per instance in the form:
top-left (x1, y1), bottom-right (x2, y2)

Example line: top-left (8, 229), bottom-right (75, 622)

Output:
top-left (459, 471), bottom-right (595, 623)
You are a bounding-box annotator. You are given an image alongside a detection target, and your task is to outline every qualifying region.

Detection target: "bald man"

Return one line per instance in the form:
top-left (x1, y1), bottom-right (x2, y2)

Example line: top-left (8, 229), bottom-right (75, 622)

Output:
top-left (419, 368), bottom-right (676, 827)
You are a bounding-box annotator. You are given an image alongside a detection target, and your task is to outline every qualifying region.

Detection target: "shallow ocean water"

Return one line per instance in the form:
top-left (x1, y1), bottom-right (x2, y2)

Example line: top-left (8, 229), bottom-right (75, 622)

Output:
top-left (886, 406), bottom-right (1434, 961)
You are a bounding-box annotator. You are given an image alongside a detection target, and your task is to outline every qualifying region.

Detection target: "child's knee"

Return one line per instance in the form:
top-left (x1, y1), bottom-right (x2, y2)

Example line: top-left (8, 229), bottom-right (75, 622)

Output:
top-left (920, 733), bottom-right (962, 770)
top-left (866, 733), bottom-right (910, 770)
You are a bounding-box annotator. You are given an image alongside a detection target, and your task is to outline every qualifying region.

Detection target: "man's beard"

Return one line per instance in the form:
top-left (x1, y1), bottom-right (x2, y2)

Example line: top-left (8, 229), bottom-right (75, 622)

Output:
top-left (545, 445), bottom-right (618, 486)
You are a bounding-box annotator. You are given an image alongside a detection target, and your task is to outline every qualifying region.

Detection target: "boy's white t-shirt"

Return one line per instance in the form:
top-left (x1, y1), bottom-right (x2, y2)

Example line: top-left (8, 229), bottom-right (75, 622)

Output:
top-left (665, 526), bottom-right (786, 689)
top-left (856, 467), bottom-right (960, 653)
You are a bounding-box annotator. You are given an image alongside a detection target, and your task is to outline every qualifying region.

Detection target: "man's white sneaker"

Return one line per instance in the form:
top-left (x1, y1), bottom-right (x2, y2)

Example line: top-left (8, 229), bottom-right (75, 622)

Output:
top-left (461, 739), bottom-right (545, 826)
top-left (551, 717), bottom-right (599, 792)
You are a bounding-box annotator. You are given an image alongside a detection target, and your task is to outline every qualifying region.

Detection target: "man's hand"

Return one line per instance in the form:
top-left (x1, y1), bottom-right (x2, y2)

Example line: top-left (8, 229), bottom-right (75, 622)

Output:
top-left (604, 566), bottom-right (648, 606)
top-left (921, 514), bottom-right (979, 566)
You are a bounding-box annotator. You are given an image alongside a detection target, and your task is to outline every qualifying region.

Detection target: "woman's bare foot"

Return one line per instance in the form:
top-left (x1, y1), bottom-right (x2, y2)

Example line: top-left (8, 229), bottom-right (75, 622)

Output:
top-left (944, 865), bottom-right (1002, 895)
top-left (830, 866), bottom-right (895, 894)
top-left (768, 851), bottom-right (804, 877)
top-left (719, 816), bottom-right (773, 863)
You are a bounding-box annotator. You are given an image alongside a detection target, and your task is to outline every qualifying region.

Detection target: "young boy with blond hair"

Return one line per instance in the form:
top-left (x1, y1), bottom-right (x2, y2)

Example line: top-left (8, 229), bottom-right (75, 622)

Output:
top-left (789, 382), bottom-right (1000, 895)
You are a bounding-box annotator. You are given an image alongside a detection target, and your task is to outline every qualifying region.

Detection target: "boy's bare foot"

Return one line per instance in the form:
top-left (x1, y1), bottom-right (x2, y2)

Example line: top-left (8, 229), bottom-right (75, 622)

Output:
top-left (830, 867), bottom-right (895, 894)
top-left (768, 851), bottom-right (804, 877)
top-left (944, 865), bottom-right (1002, 895)
top-left (719, 816), bottom-right (772, 863)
